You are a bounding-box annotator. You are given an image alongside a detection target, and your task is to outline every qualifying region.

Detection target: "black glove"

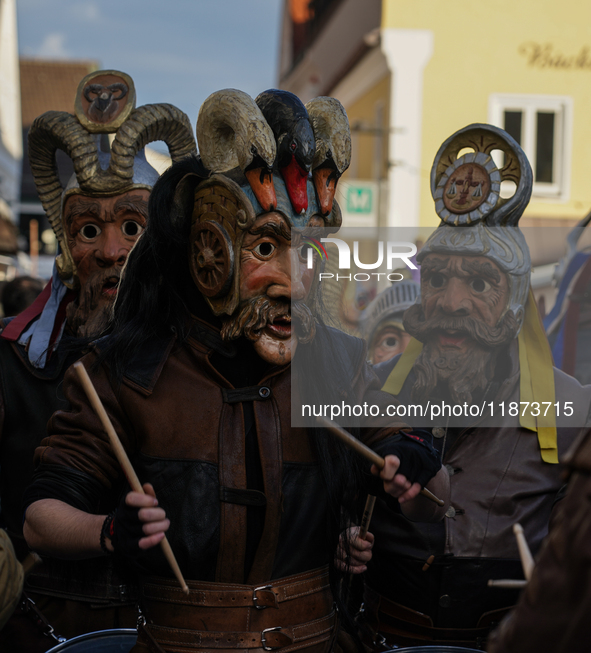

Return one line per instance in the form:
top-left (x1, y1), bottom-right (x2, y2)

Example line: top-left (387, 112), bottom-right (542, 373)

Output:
top-left (100, 490), bottom-right (170, 576)
top-left (101, 493), bottom-right (146, 556)
top-left (374, 430), bottom-right (440, 488)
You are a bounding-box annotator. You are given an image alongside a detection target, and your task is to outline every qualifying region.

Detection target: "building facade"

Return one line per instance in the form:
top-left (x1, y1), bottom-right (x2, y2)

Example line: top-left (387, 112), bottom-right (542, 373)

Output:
top-left (278, 0), bottom-right (591, 275)
top-left (19, 59), bottom-right (98, 259)
top-left (0, 0), bottom-right (22, 223)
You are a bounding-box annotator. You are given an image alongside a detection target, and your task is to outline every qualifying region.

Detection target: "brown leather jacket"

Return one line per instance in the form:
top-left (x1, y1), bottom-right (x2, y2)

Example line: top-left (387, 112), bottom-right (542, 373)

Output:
top-left (487, 427), bottom-right (591, 653)
top-left (31, 319), bottom-right (407, 584)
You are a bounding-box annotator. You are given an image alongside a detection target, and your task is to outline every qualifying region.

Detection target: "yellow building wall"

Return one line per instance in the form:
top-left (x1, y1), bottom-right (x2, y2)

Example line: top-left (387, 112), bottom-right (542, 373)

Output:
top-left (382, 0), bottom-right (591, 226)
top-left (341, 74), bottom-right (391, 182)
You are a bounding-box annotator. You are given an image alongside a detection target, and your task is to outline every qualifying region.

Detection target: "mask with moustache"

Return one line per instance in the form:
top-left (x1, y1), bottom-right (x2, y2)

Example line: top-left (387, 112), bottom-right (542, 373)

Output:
top-left (403, 303), bottom-right (519, 404)
top-left (221, 296), bottom-right (316, 352)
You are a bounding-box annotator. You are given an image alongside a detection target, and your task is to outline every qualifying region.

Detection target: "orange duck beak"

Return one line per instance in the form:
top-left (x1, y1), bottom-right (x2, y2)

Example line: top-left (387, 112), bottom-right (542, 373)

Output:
top-left (313, 167), bottom-right (339, 216)
top-left (245, 167), bottom-right (277, 212)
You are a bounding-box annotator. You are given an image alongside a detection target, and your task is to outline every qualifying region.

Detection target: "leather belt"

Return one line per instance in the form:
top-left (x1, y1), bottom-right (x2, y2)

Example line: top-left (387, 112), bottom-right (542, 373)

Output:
top-left (138, 567), bottom-right (336, 652)
top-left (142, 611), bottom-right (336, 650)
top-left (141, 568), bottom-right (331, 609)
top-left (364, 585), bottom-right (510, 647)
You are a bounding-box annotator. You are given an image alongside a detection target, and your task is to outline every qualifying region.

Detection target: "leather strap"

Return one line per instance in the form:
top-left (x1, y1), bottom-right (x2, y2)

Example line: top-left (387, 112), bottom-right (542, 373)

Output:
top-left (141, 611), bottom-right (336, 650)
top-left (142, 567), bottom-right (331, 608)
top-left (216, 400), bottom-right (249, 581)
top-left (222, 386), bottom-right (273, 404)
top-left (138, 568), bottom-right (334, 652)
top-left (246, 397), bottom-right (283, 584)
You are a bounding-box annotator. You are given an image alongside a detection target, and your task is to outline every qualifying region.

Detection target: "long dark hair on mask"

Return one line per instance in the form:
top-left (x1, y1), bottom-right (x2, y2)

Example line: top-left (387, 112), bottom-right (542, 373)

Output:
top-left (98, 154), bottom-right (370, 647)
top-left (96, 154), bottom-right (210, 381)
top-left (296, 313), bottom-right (369, 644)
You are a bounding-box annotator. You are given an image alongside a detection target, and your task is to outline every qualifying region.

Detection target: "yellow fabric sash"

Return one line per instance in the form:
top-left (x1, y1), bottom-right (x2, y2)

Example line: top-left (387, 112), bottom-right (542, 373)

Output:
top-left (518, 289), bottom-right (558, 463)
top-left (381, 337), bottom-right (422, 396)
top-left (381, 288), bottom-right (558, 463)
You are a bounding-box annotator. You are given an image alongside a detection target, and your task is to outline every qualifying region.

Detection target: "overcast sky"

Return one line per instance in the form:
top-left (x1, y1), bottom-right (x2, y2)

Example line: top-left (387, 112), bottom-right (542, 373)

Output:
top-left (17, 0), bottom-right (283, 128)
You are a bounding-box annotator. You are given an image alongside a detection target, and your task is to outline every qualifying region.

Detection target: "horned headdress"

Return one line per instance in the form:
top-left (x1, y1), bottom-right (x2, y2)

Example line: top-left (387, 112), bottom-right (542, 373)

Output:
top-left (28, 69), bottom-right (196, 288)
top-left (175, 88), bottom-right (351, 318)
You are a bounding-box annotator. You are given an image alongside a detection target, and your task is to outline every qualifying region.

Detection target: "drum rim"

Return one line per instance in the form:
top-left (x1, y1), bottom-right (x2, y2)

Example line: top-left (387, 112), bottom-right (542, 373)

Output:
top-left (46, 628), bottom-right (137, 652)
top-left (384, 644), bottom-right (483, 653)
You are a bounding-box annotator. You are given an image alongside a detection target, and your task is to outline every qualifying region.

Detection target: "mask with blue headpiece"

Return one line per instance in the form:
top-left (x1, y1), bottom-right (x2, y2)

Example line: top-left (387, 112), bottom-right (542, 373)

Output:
top-left (8, 70), bottom-right (196, 367)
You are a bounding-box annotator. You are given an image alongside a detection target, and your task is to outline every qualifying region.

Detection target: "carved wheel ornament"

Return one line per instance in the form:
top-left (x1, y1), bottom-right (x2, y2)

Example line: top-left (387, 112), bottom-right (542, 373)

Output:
top-left (190, 221), bottom-right (234, 298)
top-left (431, 126), bottom-right (528, 227)
top-left (436, 152), bottom-right (500, 224)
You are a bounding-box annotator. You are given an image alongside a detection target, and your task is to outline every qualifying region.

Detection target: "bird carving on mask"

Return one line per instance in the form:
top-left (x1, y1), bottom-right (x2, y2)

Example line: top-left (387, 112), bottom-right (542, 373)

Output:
top-left (306, 97), bottom-right (351, 216)
top-left (255, 89), bottom-right (315, 215)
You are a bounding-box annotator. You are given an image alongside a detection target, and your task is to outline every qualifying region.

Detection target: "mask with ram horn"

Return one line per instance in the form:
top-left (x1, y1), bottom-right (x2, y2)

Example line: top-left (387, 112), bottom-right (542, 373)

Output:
top-left (28, 69), bottom-right (197, 290)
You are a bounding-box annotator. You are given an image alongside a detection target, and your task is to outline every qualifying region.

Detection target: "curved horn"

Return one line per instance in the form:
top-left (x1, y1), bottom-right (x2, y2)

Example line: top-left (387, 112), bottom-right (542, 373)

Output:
top-left (196, 89), bottom-right (276, 173)
top-left (28, 111), bottom-right (100, 282)
top-left (108, 104), bottom-right (196, 186)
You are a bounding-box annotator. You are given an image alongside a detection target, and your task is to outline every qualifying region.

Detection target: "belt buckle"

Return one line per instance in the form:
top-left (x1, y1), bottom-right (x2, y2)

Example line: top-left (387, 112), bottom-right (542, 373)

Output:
top-left (373, 633), bottom-right (389, 651)
top-left (261, 626), bottom-right (282, 651)
top-left (253, 584), bottom-right (273, 609)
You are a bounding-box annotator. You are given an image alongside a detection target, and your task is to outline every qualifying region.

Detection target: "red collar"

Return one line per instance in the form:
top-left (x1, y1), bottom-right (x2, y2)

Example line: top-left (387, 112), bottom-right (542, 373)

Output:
top-left (1, 279), bottom-right (76, 344)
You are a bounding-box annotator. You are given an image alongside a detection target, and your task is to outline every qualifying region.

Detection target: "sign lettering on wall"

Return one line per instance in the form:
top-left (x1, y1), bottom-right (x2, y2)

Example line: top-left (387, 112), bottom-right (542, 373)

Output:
top-left (519, 42), bottom-right (591, 70)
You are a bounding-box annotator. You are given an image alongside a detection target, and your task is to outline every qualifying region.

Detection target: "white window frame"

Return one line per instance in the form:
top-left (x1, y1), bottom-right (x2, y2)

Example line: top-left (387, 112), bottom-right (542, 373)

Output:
top-left (488, 94), bottom-right (573, 202)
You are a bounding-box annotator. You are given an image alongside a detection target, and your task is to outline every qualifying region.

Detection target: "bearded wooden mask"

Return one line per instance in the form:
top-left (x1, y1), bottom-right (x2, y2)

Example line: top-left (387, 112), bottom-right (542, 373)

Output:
top-left (28, 69), bottom-right (196, 289)
top-left (184, 87), bottom-right (351, 317)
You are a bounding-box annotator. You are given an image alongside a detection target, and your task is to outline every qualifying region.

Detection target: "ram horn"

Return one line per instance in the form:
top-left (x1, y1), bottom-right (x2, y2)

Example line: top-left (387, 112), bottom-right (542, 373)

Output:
top-left (107, 104), bottom-right (196, 188)
top-left (28, 111), bottom-right (100, 282)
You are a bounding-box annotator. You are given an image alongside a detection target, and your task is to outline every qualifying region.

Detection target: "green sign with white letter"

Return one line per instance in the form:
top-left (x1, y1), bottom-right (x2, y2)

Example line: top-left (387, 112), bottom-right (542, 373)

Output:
top-left (346, 186), bottom-right (373, 214)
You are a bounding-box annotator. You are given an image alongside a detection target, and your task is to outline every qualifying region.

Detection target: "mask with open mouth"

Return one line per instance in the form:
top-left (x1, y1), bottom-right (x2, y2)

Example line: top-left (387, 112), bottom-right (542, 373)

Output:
top-left (403, 304), bottom-right (520, 350)
top-left (220, 296), bottom-right (315, 365)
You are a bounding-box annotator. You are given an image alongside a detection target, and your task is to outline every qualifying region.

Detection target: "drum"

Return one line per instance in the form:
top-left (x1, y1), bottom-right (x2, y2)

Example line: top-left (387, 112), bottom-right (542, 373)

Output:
top-left (45, 628), bottom-right (137, 652)
top-left (388, 648), bottom-right (483, 652)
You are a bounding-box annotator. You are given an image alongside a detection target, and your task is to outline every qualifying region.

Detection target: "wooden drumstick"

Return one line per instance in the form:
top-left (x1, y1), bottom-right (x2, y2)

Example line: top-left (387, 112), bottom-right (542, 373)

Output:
top-left (74, 362), bottom-right (190, 595)
top-left (358, 495), bottom-right (376, 540)
top-left (343, 494), bottom-right (376, 585)
top-left (513, 523), bottom-right (534, 581)
top-left (316, 416), bottom-right (444, 506)
top-left (488, 579), bottom-right (527, 589)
